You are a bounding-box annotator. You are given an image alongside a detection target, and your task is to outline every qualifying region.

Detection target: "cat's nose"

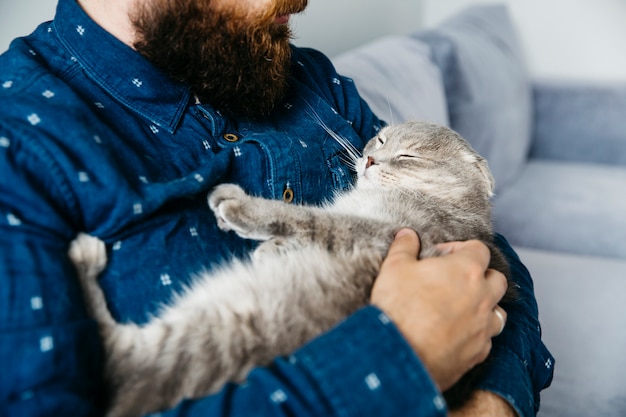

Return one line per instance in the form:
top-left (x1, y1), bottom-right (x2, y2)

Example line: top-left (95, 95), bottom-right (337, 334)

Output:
top-left (365, 156), bottom-right (376, 169)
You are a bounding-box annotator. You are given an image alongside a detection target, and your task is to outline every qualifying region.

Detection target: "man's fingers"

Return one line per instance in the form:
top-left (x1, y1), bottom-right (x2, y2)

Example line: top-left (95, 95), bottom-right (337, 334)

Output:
top-left (485, 268), bottom-right (508, 303)
top-left (386, 229), bottom-right (421, 261)
top-left (436, 240), bottom-right (491, 270)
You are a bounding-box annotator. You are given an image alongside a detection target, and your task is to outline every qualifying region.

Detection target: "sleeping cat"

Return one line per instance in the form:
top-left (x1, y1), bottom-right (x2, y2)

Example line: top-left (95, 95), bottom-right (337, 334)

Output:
top-left (69, 120), bottom-right (512, 417)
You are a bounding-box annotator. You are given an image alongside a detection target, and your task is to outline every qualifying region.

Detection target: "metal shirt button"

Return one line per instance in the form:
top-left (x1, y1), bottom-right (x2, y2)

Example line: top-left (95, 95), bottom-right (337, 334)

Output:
top-left (282, 187), bottom-right (294, 204)
top-left (223, 133), bottom-right (239, 142)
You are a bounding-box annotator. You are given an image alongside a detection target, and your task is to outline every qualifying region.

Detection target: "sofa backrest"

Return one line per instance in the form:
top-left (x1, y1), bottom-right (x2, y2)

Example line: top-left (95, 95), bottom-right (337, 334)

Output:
top-left (333, 4), bottom-right (533, 192)
top-left (333, 36), bottom-right (449, 127)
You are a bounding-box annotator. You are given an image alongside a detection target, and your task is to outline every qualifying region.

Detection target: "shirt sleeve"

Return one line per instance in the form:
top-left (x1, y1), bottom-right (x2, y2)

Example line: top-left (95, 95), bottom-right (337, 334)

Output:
top-left (164, 307), bottom-right (448, 417)
top-left (475, 234), bottom-right (555, 417)
top-left (0, 123), bottom-right (107, 415)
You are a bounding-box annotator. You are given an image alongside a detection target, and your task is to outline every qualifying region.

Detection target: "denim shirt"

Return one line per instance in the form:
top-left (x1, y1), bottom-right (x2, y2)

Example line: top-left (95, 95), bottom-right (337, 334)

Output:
top-left (0, 0), bottom-right (554, 416)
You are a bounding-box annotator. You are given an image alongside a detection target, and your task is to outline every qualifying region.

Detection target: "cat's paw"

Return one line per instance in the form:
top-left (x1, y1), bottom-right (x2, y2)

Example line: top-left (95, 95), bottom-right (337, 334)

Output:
top-left (68, 233), bottom-right (108, 282)
top-left (208, 184), bottom-right (249, 232)
top-left (208, 184), bottom-right (272, 240)
top-left (208, 183), bottom-right (248, 211)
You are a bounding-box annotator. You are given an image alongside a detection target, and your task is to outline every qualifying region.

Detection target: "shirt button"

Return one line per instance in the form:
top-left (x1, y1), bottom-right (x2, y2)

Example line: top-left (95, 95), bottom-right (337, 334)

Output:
top-left (223, 133), bottom-right (239, 142)
top-left (283, 187), bottom-right (294, 204)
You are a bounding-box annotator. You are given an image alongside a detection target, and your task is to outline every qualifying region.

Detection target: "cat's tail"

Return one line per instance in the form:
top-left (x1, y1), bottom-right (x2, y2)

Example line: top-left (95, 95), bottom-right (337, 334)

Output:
top-left (68, 233), bottom-right (117, 329)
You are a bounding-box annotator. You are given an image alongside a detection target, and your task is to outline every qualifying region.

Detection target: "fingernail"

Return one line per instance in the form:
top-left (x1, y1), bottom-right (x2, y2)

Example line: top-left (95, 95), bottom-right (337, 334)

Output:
top-left (395, 229), bottom-right (414, 239)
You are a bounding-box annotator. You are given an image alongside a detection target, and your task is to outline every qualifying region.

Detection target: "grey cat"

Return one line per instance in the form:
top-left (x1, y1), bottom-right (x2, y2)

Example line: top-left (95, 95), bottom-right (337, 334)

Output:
top-left (69, 121), bottom-right (511, 417)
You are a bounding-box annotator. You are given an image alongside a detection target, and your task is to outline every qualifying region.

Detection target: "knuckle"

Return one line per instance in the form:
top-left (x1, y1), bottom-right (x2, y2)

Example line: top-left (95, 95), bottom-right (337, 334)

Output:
top-left (467, 239), bottom-right (489, 255)
top-left (466, 261), bottom-right (486, 281)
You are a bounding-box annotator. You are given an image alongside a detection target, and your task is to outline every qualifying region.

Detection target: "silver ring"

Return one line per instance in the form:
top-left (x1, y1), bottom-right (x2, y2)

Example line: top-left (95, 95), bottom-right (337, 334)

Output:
top-left (494, 308), bottom-right (506, 335)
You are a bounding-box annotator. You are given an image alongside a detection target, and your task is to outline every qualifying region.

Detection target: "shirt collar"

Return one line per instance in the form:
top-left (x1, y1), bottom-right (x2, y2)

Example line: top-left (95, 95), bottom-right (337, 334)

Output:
top-left (53, 0), bottom-right (192, 133)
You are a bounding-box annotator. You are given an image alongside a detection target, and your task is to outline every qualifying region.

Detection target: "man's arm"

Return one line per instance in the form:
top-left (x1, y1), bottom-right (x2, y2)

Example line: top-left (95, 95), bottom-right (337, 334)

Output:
top-left (164, 306), bottom-right (448, 417)
top-left (0, 125), bottom-right (107, 414)
top-left (457, 235), bottom-right (555, 417)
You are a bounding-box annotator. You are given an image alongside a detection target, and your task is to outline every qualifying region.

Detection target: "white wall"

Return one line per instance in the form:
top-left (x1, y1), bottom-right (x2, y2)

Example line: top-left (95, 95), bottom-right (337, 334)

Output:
top-left (423, 0), bottom-right (626, 81)
top-left (292, 0), bottom-right (423, 57)
top-left (0, 0), bottom-right (57, 53)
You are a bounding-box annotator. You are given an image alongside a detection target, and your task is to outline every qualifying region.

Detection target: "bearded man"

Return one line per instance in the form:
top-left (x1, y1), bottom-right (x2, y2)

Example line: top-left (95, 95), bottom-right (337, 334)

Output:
top-left (0, 0), bottom-right (551, 416)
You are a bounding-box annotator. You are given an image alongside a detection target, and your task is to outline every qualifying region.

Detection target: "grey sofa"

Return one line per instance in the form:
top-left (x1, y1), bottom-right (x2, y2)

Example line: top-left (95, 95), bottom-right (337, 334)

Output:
top-left (332, 4), bottom-right (626, 417)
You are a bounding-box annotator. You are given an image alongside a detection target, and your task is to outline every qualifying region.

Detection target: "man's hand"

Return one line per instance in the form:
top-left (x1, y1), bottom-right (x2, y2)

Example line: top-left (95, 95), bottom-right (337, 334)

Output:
top-left (448, 390), bottom-right (518, 417)
top-left (371, 229), bottom-right (508, 391)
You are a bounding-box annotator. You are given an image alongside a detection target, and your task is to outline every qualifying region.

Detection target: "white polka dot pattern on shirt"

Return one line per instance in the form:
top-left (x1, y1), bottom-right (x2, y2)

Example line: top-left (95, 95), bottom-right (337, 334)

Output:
top-left (365, 373), bottom-right (381, 391)
top-left (78, 172), bottom-right (90, 182)
top-left (377, 312), bottom-right (391, 325)
top-left (27, 113), bottom-right (41, 126)
top-left (7, 214), bottom-right (22, 226)
top-left (270, 389), bottom-right (287, 404)
top-left (30, 297), bottom-right (43, 310)
top-left (433, 394), bottom-right (446, 411)
top-left (160, 274), bottom-right (172, 286)
top-left (40, 336), bottom-right (54, 352)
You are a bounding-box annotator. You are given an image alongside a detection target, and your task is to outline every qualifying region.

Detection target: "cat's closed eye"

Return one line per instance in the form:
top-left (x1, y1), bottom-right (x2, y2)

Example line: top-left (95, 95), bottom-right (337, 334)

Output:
top-left (397, 153), bottom-right (431, 162)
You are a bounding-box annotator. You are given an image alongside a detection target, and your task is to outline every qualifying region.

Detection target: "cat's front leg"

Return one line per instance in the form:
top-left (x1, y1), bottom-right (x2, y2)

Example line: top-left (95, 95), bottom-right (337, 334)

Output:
top-left (68, 234), bottom-right (117, 331)
top-left (252, 237), bottom-right (301, 261)
top-left (208, 184), bottom-right (300, 241)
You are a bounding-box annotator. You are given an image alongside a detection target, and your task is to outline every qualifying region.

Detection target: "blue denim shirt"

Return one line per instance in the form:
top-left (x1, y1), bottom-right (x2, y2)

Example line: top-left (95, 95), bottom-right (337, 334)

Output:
top-left (0, 1), bottom-right (554, 416)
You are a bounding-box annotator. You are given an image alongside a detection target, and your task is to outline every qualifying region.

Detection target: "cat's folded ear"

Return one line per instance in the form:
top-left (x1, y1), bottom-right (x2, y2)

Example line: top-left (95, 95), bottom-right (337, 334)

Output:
top-left (462, 152), bottom-right (495, 197)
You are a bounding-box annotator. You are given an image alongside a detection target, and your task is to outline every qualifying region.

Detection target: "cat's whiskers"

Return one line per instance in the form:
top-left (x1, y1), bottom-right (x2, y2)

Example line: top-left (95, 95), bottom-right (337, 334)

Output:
top-left (385, 95), bottom-right (395, 126)
top-left (339, 154), bottom-right (358, 171)
top-left (304, 105), bottom-right (362, 166)
top-left (324, 127), bottom-right (362, 166)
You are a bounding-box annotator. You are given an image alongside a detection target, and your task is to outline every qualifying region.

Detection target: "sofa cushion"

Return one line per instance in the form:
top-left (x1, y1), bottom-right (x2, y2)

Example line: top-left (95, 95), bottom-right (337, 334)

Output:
top-left (332, 36), bottom-right (449, 126)
top-left (412, 5), bottom-right (532, 191)
top-left (493, 160), bottom-right (626, 259)
top-left (532, 80), bottom-right (626, 165)
top-left (517, 247), bottom-right (626, 417)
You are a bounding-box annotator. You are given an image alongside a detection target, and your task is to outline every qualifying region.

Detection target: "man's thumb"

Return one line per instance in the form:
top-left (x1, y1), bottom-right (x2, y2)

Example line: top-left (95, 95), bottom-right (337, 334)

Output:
top-left (386, 229), bottom-right (421, 260)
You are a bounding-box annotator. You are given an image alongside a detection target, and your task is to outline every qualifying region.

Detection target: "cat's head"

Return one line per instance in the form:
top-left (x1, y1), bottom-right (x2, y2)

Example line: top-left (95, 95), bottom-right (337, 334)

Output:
top-left (356, 121), bottom-right (495, 204)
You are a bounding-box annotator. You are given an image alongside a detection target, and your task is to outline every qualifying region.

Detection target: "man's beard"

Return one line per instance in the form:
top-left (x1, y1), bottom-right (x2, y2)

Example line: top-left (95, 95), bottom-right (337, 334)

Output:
top-left (131, 0), bottom-right (307, 119)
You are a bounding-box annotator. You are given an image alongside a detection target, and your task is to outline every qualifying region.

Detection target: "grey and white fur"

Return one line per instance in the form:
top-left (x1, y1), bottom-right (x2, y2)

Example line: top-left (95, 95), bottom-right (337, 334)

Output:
top-left (69, 121), bottom-right (512, 417)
